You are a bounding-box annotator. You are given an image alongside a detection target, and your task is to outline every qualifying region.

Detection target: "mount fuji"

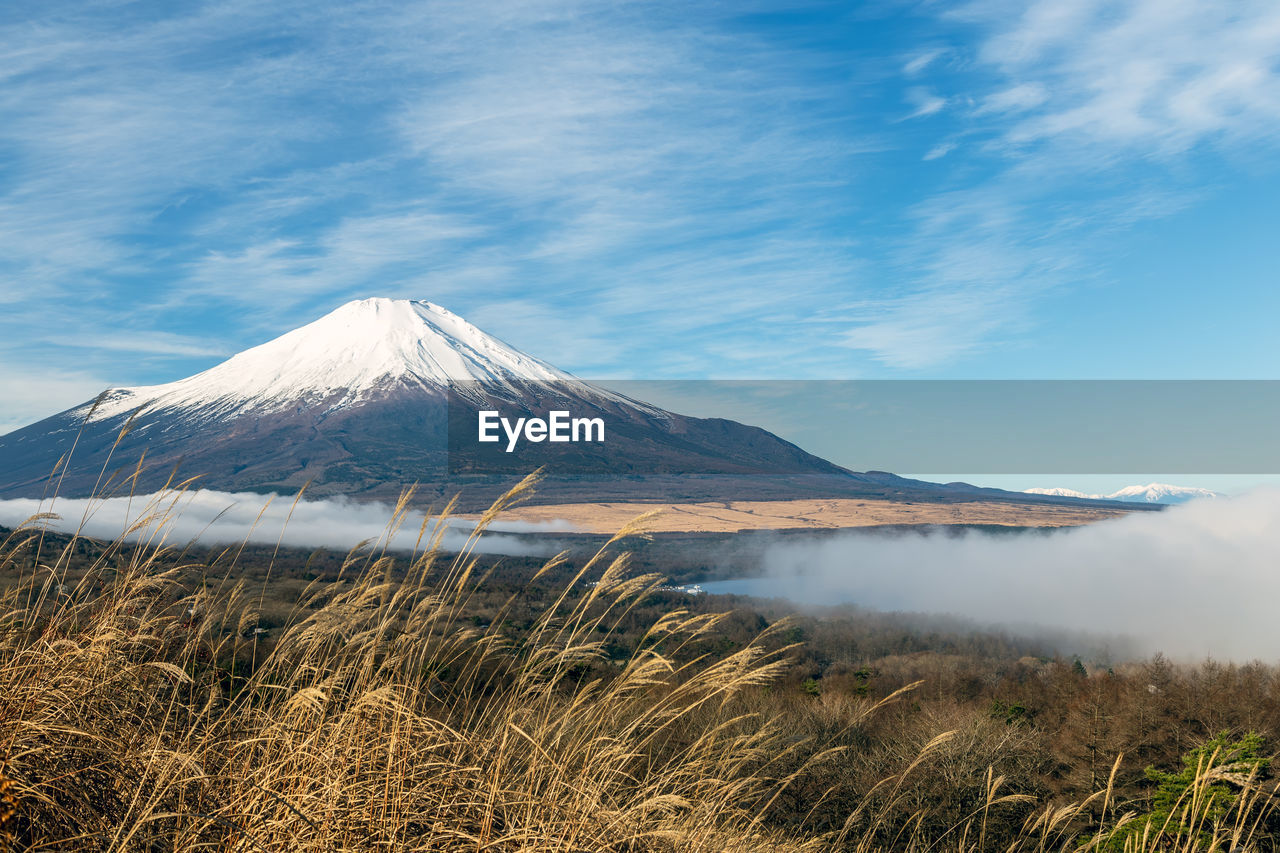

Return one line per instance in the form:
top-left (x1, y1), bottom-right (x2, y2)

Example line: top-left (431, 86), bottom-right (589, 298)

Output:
top-left (0, 299), bottom-right (840, 505)
top-left (0, 298), bottom-right (1138, 510)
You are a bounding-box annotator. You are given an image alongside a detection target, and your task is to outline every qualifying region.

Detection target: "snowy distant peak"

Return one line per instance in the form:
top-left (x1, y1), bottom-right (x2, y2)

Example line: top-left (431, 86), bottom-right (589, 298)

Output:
top-left (1025, 483), bottom-right (1221, 505)
top-left (1105, 483), bottom-right (1221, 503)
top-left (79, 298), bottom-right (577, 422)
top-left (1023, 487), bottom-right (1094, 499)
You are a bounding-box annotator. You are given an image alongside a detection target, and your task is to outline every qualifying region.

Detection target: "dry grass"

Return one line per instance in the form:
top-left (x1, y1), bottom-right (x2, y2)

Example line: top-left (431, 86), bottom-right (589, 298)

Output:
top-left (0, 476), bottom-right (826, 851)
top-left (0, 474), bottom-right (1277, 851)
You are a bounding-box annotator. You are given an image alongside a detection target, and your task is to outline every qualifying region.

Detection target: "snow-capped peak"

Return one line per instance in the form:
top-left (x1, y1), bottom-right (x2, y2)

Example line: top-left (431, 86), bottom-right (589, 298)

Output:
top-left (1024, 483), bottom-right (1221, 505)
top-left (79, 298), bottom-right (575, 422)
top-left (1022, 487), bottom-right (1094, 499)
top-left (1105, 483), bottom-right (1221, 503)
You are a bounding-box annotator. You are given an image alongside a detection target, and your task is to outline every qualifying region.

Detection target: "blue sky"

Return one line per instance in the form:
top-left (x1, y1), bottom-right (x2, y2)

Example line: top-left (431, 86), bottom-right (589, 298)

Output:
top-left (2, 0), bottom-right (1280, 436)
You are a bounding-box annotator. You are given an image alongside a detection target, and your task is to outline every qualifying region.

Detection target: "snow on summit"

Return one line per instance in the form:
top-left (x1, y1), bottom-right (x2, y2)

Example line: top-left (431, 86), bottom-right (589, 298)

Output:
top-left (79, 299), bottom-right (573, 422)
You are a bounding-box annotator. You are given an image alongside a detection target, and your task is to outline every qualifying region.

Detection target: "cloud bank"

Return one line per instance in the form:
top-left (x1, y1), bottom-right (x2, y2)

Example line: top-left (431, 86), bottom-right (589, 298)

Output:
top-left (0, 490), bottom-right (571, 557)
top-left (755, 489), bottom-right (1280, 660)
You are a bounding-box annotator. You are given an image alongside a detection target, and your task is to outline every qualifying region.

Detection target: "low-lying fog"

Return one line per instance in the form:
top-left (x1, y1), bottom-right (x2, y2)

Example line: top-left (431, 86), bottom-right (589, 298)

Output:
top-left (717, 488), bottom-right (1280, 661)
top-left (3, 487), bottom-right (1277, 660)
top-left (0, 490), bottom-right (571, 556)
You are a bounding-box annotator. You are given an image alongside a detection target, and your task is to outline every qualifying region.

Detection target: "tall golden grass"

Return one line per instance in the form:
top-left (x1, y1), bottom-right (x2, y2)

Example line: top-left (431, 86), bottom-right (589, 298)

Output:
top-left (0, 474), bottom-right (1277, 851)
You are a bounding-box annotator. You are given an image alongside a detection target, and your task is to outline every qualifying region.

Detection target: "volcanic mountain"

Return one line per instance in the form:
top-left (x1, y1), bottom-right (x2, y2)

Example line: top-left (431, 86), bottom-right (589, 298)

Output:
top-left (0, 298), bottom-right (1137, 510)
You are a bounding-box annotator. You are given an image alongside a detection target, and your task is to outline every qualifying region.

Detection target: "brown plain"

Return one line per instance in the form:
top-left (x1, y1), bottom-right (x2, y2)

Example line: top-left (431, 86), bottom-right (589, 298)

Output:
top-left (481, 497), bottom-right (1136, 534)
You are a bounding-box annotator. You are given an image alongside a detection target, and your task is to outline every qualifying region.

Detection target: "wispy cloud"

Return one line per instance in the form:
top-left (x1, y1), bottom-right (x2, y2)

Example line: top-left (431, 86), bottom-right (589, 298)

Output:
top-left (902, 48), bottom-right (945, 76)
top-left (974, 83), bottom-right (1048, 116)
top-left (3, 0), bottom-right (1280, 396)
top-left (838, 0), bottom-right (1280, 369)
top-left (958, 0), bottom-right (1280, 156)
top-left (0, 4), bottom-right (322, 296)
top-left (904, 87), bottom-right (947, 119)
top-left (922, 141), bottom-right (955, 160)
top-left (1, 1), bottom-right (886, 389)
top-left (39, 331), bottom-right (230, 358)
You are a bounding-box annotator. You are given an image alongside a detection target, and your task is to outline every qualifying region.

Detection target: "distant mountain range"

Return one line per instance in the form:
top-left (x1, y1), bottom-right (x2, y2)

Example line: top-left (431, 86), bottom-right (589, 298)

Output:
top-left (1024, 483), bottom-right (1220, 505)
top-left (0, 298), bottom-right (1150, 512)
